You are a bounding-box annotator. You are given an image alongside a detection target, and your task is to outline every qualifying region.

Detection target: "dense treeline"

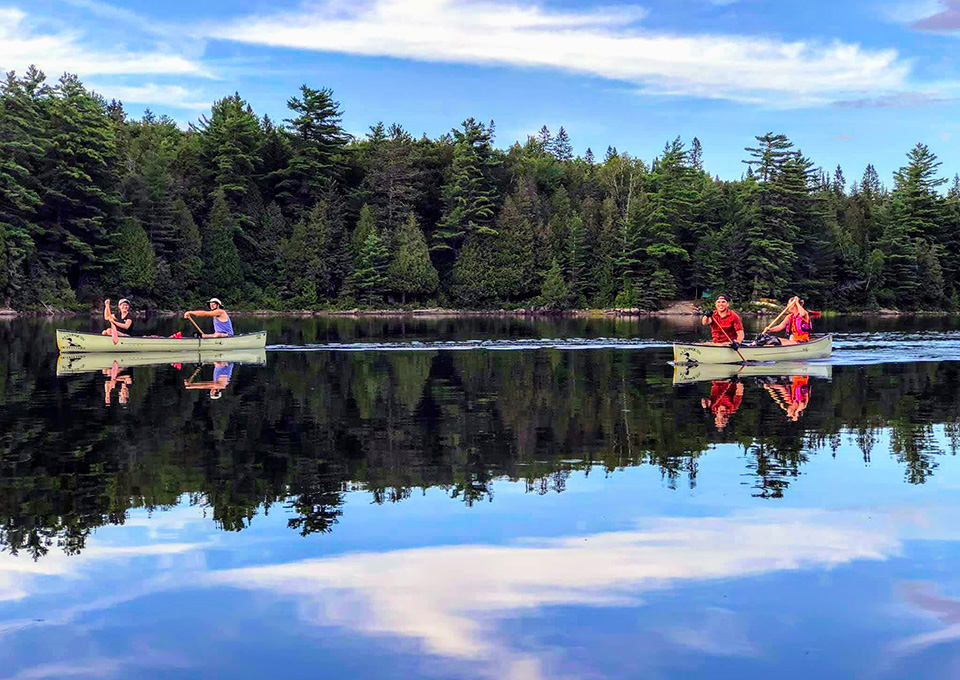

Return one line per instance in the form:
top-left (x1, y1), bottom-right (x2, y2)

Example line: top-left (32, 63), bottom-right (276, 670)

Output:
top-left (1, 318), bottom-right (957, 558)
top-left (3, 68), bottom-right (960, 311)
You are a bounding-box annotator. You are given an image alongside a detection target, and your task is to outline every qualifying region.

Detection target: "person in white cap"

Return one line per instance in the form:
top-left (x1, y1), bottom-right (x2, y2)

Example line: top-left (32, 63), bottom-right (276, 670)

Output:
top-left (184, 298), bottom-right (235, 338)
top-left (101, 298), bottom-right (135, 336)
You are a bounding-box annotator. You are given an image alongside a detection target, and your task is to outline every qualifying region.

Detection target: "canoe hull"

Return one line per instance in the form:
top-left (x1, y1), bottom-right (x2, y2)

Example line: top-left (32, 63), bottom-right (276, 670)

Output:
top-left (672, 335), bottom-right (832, 364)
top-left (57, 329), bottom-right (267, 353)
top-left (57, 349), bottom-right (267, 376)
top-left (673, 361), bottom-right (832, 385)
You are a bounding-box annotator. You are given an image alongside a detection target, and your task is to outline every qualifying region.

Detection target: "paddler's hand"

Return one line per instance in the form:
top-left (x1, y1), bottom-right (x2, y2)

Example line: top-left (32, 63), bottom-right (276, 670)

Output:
top-left (701, 314), bottom-right (712, 325)
top-left (183, 311), bottom-right (192, 318)
top-left (729, 341), bottom-right (740, 350)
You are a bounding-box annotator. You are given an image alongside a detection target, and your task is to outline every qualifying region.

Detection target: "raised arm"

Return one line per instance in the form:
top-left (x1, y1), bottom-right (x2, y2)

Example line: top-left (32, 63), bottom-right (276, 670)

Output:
top-left (185, 309), bottom-right (220, 318)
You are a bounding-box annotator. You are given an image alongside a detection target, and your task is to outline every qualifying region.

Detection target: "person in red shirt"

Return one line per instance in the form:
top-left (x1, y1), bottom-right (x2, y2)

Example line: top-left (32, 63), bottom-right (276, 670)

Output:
top-left (700, 294), bottom-right (745, 347)
top-left (701, 379), bottom-right (744, 430)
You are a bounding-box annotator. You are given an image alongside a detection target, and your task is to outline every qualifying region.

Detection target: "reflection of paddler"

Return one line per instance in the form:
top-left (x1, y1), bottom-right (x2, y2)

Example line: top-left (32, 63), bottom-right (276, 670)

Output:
top-left (184, 361), bottom-right (234, 400)
top-left (102, 360), bottom-right (132, 405)
top-left (763, 375), bottom-right (811, 421)
top-left (700, 379), bottom-right (744, 430)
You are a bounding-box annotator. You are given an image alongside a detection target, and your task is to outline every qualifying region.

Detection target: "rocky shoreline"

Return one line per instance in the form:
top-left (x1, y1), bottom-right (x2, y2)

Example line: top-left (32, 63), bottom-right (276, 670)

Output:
top-left (0, 302), bottom-right (947, 319)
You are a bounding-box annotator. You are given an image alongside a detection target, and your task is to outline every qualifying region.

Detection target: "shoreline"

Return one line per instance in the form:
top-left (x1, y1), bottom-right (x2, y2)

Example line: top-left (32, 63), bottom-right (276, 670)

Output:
top-left (1, 305), bottom-right (948, 319)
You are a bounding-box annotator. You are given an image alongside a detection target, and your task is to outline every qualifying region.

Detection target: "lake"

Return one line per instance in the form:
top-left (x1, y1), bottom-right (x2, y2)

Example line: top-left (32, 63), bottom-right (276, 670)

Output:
top-left (2, 315), bottom-right (960, 679)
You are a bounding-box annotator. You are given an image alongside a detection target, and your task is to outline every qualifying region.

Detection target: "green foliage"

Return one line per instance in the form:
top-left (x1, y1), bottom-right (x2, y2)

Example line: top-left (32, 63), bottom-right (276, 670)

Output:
top-left (276, 85), bottom-right (350, 212)
top-left (388, 213), bottom-right (438, 302)
top-left (115, 220), bottom-right (157, 293)
top-left (0, 69), bottom-right (957, 313)
top-left (202, 193), bottom-right (244, 300)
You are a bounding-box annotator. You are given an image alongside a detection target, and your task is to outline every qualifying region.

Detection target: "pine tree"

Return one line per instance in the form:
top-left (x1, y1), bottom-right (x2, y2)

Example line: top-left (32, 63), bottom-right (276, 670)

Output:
top-left (388, 213), bottom-right (438, 303)
top-left (114, 219), bottom-right (157, 295)
top-left (741, 133), bottom-right (800, 297)
top-left (584, 147), bottom-right (595, 165)
top-left (539, 259), bottom-right (571, 309)
top-left (690, 137), bottom-right (703, 170)
top-left (277, 85), bottom-right (350, 213)
top-left (434, 118), bottom-right (500, 260)
top-left (202, 192), bottom-right (244, 300)
top-left (37, 73), bottom-right (123, 297)
top-left (171, 199), bottom-right (202, 301)
top-left (352, 230), bottom-right (389, 305)
top-left (0, 68), bottom-right (45, 304)
top-left (194, 94), bottom-right (262, 212)
top-left (537, 125), bottom-right (552, 152)
top-left (550, 126), bottom-right (573, 161)
top-left (365, 124), bottom-right (420, 236)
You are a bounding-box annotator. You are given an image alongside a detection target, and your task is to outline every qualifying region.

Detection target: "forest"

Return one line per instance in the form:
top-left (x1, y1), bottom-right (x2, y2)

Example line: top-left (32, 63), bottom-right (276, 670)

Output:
top-left (2, 68), bottom-right (960, 312)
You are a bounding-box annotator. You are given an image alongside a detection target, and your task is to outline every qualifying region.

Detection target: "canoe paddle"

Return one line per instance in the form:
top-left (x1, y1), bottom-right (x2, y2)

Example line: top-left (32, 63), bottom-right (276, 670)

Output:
top-left (186, 315), bottom-right (205, 337)
top-left (710, 312), bottom-right (747, 363)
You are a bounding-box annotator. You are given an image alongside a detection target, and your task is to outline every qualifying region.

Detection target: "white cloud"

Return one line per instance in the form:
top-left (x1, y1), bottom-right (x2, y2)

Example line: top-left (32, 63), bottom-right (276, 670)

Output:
top-left (206, 0), bottom-right (912, 107)
top-left (87, 83), bottom-right (210, 110)
top-left (0, 7), bottom-right (207, 78)
top-left (209, 508), bottom-right (908, 679)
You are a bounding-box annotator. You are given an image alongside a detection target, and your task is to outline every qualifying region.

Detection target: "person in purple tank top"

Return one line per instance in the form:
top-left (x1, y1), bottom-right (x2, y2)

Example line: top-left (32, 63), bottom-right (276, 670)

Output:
top-left (184, 297), bottom-right (235, 338)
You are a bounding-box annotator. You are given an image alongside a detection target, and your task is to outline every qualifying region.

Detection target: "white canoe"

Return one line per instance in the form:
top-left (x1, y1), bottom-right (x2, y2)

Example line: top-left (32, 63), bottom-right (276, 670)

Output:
top-left (57, 349), bottom-right (267, 376)
top-left (672, 334), bottom-right (832, 364)
top-left (673, 361), bottom-right (832, 385)
top-left (57, 329), bottom-right (267, 353)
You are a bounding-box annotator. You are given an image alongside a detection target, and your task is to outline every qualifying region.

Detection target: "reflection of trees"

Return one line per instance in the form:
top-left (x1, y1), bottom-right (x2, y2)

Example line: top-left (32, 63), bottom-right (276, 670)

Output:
top-left (2, 320), bottom-right (960, 557)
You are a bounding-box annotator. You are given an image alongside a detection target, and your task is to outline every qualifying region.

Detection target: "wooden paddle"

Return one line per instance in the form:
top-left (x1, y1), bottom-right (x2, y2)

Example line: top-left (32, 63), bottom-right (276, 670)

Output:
top-left (709, 311), bottom-right (747, 363)
top-left (186, 314), bottom-right (205, 337)
top-left (105, 299), bottom-right (119, 345)
top-left (762, 301), bottom-right (794, 335)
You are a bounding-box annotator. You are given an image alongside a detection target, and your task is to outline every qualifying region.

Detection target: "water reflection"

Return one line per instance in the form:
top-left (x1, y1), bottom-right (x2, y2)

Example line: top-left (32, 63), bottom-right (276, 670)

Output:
top-left (674, 362), bottom-right (829, 430)
top-left (2, 318), bottom-right (960, 679)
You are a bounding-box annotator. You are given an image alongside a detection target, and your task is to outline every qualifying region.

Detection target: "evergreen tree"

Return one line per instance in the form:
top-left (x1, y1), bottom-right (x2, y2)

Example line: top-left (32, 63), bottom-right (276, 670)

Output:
top-left (539, 259), bottom-right (571, 309)
top-left (194, 94), bottom-right (262, 212)
top-left (388, 213), bottom-right (438, 303)
top-left (691, 137), bottom-right (703, 171)
top-left (434, 118), bottom-right (500, 266)
top-left (37, 74), bottom-right (123, 297)
top-left (277, 85), bottom-right (350, 213)
top-left (0, 68), bottom-right (45, 304)
top-left (202, 192), bottom-right (244, 300)
top-left (584, 147), bottom-right (595, 165)
top-left (550, 126), bottom-right (573, 161)
top-left (114, 219), bottom-right (157, 295)
top-left (351, 230), bottom-right (389, 305)
top-left (364, 123), bottom-right (419, 236)
top-left (170, 199), bottom-right (202, 301)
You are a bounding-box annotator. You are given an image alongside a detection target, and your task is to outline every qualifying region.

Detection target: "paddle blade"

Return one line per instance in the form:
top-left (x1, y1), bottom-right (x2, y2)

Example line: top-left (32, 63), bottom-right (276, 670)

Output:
top-left (110, 324), bottom-right (119, 345)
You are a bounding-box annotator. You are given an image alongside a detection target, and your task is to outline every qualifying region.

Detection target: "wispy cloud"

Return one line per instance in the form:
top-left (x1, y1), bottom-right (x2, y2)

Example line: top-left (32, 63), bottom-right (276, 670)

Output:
top-left (86, 83), bottom-right (211, 110)
top-left (907, 0), bottom-right (960, 31)
top-left (0, 7), bottom-right (207, 78)
top-left (210, 508), bottom-right (904, 679)
top-left (206, 0), bottom-right (913, 108)
top-left (833, 91), bottom-right (951, 108)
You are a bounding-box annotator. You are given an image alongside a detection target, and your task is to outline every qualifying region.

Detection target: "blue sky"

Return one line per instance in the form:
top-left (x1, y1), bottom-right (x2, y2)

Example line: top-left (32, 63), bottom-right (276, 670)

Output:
top-left (2, 0), bottom-right (959, 183)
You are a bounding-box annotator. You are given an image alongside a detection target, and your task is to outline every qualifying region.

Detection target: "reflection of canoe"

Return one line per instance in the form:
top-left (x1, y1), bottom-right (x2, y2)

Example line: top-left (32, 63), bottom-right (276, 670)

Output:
top-left (57, 349), bottom-right (267, 376)
top-left (672, 335), bottom-right (832, 365)
top-left (57, 329), bottom-right (267, 353)
top-left (673, 361), bottom-right (833, 385)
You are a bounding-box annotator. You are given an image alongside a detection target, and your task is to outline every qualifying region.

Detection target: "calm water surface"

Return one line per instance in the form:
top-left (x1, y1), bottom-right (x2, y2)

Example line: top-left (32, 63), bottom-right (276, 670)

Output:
top-left (2, 316), bottom-right (960, 679)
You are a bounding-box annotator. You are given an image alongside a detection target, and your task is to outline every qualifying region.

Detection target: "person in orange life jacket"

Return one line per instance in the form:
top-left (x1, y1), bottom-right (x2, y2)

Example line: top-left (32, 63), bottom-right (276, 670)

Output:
top-left (766, 296), bottom-right (812, 345)
top-left (762, 375), bottom-right (811, 422)
top-left (700, 379), bottom-right (744, 431)
top-left (101, 298), bottom-right (135, 336)
top-left (700, 294), bottom-right (745, 349)
top-left (184, 298), bottom-right (235, 338)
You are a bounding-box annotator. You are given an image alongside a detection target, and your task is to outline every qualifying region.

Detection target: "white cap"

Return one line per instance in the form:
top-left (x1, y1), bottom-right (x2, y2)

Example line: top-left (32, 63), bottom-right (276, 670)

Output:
top-left (118, 298), bottom-right (130, 305)
top-left (208, 298), bottom-right (223, 306)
